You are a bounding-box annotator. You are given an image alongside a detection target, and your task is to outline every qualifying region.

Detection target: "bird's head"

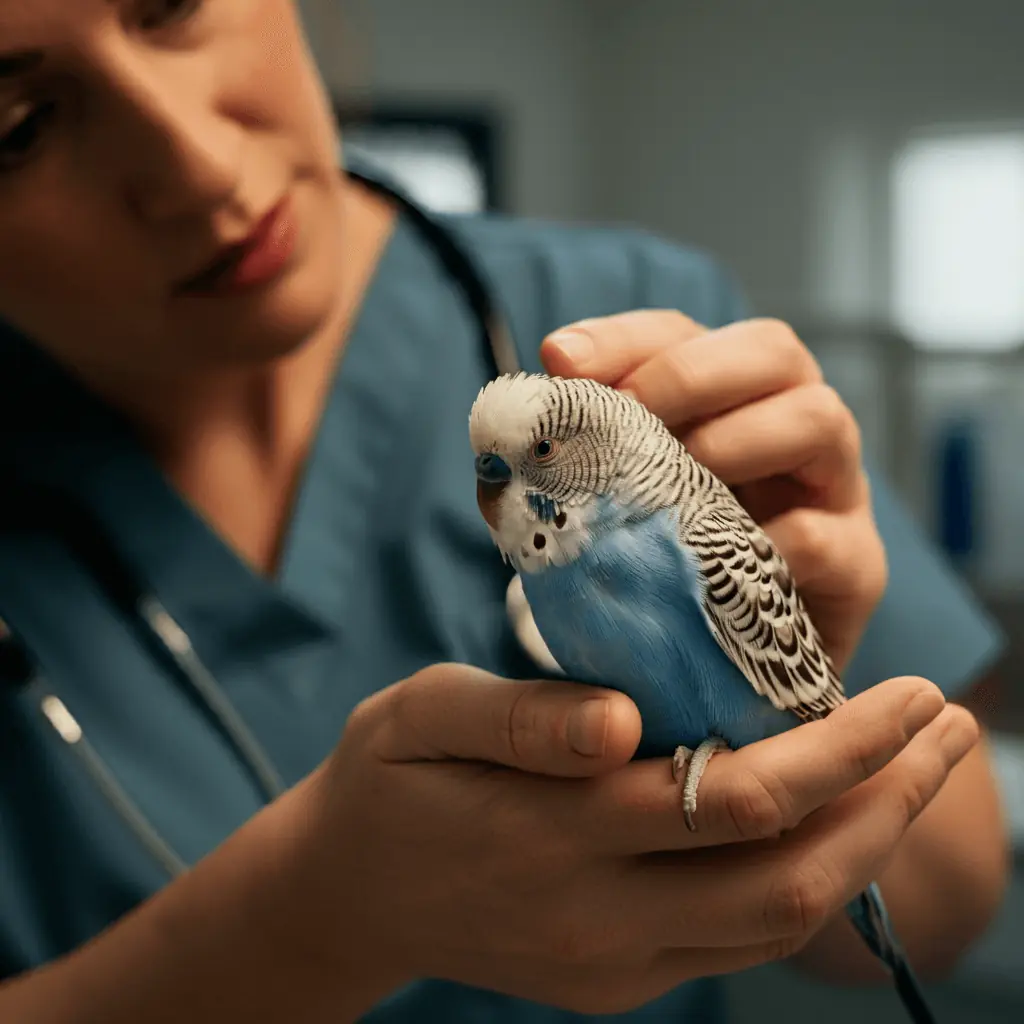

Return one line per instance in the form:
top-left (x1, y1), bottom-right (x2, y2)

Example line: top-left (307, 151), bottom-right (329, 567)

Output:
top-left (468, 372), bottom-right (671, 572)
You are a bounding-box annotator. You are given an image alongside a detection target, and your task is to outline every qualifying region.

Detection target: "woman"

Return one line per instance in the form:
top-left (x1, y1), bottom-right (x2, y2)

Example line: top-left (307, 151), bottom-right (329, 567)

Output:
top-left (0, 2), bottom-right (1008, 1022)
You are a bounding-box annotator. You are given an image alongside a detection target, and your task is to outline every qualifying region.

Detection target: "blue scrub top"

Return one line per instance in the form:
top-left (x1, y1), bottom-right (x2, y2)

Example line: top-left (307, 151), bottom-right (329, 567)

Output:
top-left (0, 176), bottom-right (1004, 1022)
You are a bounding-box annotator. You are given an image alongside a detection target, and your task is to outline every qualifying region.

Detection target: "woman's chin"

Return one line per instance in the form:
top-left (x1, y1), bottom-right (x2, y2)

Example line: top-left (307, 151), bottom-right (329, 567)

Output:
top-left (178, 257), bottom-right (344, 367)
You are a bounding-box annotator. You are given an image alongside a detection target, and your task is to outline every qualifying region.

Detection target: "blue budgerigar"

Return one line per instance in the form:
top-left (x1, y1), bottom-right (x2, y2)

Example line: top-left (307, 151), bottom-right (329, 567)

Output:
top-left (468, 371), bottom-right (936, 1024)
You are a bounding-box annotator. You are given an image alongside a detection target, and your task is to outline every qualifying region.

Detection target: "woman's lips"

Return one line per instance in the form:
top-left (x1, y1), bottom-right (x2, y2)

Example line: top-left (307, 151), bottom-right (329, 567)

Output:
top-left (176, 195), bottom-right (297, 297)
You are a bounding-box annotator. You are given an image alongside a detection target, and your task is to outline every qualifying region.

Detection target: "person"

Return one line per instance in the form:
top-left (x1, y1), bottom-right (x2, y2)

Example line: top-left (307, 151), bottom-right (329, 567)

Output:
top-left (0, 2), bottom-right (1008, 1022)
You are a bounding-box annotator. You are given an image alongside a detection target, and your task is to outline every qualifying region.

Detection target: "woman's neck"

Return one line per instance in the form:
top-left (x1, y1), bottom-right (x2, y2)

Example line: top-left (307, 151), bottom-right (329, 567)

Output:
top-left (139, 177), bottom-right (396, 574)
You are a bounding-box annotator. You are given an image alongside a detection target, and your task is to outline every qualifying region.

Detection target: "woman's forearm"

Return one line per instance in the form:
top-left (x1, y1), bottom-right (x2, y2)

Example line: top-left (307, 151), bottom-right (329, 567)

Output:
top-left (0, 770), bottom-right (400, 1024)
top-left (790, 736), bottom-right (1009, 984)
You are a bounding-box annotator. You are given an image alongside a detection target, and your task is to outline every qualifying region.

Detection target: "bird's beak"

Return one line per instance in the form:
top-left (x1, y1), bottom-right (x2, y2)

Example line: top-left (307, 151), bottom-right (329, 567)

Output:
top-left (476, 480), bottom-right (507, 530)
top-left (475, 453), bottom-right (511, 530)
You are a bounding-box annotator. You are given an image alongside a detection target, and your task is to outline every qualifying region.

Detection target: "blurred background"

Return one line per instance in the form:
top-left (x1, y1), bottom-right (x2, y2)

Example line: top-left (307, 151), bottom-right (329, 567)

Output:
top-left (302, 1), bottom-right (1024, 1019)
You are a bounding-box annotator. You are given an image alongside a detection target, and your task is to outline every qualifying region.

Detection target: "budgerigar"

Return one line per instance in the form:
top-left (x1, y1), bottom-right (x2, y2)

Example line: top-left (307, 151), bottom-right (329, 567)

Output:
top-left (468, 371), bottom-right (936, 1024)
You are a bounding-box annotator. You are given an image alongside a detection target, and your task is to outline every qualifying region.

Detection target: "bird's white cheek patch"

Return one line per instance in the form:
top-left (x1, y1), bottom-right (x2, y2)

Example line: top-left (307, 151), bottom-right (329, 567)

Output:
top-left (517, 522), bottom-right (556, 572)
top-left (499, 503), bottom-right (591, 574)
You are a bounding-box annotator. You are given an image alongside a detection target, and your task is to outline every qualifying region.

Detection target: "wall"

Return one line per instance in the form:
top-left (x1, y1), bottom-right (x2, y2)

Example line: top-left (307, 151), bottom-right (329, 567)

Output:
top-left (589, 0), bottom-right (1024, 318)
top-left (301, 0), bottom-right (1024, 316)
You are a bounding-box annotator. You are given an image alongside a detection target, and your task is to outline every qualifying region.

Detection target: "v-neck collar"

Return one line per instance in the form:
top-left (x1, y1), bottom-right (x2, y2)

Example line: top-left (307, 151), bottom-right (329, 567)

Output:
top-left (272, 209), bottom-right (430, 627)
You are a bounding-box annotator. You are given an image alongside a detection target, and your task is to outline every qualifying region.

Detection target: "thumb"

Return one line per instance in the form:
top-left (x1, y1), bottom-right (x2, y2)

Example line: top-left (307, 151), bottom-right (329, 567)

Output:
top-left (540, 309), bottom-right (707, 384)
top-left (367, 663), bottom-right (642, 777)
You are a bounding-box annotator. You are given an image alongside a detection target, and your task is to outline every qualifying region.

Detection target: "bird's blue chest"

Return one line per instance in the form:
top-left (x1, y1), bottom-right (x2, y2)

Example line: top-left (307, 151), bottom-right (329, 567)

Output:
top-left (519, 508), bottom-right (797, 758)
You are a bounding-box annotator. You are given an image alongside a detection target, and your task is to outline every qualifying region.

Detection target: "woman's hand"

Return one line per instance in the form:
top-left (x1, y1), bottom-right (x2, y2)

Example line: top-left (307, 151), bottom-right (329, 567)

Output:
top-left (288, 663), bottom-right (974, 1016)
top-left (541, 310), bottom-right (887, 672)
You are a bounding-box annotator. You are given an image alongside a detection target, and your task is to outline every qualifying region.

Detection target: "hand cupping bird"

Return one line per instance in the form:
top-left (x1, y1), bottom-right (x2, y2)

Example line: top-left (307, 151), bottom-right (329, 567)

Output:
top-left (469, 371), bottom-right (937, 1024)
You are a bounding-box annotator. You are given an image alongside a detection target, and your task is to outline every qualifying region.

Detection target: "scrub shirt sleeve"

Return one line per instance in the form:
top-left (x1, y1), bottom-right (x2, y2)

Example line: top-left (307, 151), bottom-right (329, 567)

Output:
top-left (629, 232), bottom-right (1005, 701)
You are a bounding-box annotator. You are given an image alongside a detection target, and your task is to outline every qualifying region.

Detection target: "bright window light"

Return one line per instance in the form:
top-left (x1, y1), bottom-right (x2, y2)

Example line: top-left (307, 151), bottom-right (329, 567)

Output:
top-left (344, 128), bottom-right (487, 214)
top-left (891, 130), bottom-right (1024, 351)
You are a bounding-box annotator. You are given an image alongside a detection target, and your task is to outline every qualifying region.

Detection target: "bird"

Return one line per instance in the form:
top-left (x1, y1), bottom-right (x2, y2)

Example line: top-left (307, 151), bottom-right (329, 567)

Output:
top-left (468, 370), bottom-right (936, 1024)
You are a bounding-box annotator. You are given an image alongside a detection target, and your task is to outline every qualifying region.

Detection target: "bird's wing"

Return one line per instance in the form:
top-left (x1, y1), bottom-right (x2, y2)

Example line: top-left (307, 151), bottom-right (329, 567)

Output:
top-left (685, 491), bottom-right (845, 720)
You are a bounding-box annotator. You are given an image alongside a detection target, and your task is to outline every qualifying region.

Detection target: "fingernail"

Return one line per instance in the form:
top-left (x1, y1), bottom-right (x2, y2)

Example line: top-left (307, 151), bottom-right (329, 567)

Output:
top-left (546, 328), bottom-right (595, 367)
top-left (939, 707), bottom-right (980, 765)
top-left (569, 699), bottom-right (608, 756)
top-left (901, 688), bottom-right (946, 739)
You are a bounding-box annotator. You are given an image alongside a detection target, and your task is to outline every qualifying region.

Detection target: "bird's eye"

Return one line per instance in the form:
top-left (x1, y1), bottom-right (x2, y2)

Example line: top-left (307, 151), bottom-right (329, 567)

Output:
top-left (532, 438), bottom-right (558, 462)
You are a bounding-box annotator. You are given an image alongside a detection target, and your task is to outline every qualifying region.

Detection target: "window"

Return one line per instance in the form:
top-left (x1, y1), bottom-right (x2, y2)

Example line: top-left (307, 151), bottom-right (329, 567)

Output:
top-left (343, 127), bottom-right (487, 214)
top-left (891, 129), bottom-right (1024, 351)
top-left (336, 107), bottom-right (501, 216)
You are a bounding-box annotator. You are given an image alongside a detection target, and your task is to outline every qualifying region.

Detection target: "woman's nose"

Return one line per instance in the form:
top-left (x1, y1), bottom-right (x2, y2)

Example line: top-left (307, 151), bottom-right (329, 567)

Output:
top-left (102, 60), bottom-right (245, 224)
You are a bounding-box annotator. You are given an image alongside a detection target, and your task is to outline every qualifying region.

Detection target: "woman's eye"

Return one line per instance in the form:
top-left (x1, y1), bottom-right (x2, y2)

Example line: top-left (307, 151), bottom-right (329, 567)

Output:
top-left (138, 0), bottom-right (204, 31)
top-left (532, 439), bottom-right (558, 462)
top-left (0, 104), bottom-right (54, 172)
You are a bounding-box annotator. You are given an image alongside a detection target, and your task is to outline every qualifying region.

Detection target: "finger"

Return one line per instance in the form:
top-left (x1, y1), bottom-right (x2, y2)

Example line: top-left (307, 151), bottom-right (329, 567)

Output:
top-left (481, 938), bottom-right (804, 1015)
top-left (366, 664), bottom-right (642, 777)
top-left (680, 383), bottom-right (862, 507)
top-left (646, 935), bottom-right (804, 983)
top-left (628, 702), bottom-right (978, 949)
top-left (747, 702), bottom-right (980, 938)
top-left (618, 319), bottom-right (822, 428)
top-left (760, 506), bottom-right (887, 602)
top-left (580, 676), bottom-right (946, 855)
top-left (759, 507), bottom-right (889, 671)
top-left (540, 309), bottom-right (705, 383)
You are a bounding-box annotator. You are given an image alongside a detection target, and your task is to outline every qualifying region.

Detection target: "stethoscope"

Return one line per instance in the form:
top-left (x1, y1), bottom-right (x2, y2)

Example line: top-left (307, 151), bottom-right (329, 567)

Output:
top-left (0, 166), bottom-right (522, 878)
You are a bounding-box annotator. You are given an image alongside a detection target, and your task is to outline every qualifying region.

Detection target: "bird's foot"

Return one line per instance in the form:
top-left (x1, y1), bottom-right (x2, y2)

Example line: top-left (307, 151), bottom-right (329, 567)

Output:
top-left (671, 745), bottom-right (694, 782)
top-left (673, 737), bottom-right (729, 832)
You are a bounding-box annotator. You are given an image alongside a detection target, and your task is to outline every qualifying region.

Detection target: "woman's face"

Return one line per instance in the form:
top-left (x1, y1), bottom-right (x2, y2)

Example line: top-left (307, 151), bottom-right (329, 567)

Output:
top-left (0, 0), bottom-right (346, 380)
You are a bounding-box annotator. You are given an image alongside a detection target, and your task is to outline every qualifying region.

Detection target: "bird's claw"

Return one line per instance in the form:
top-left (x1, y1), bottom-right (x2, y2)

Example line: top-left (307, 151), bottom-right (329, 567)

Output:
top-left (672, 745), bottom-right (700, 831)
top-left (674, 737), bottom-right (728, 832)
top-left (671, 745), bottom-right (693, 782)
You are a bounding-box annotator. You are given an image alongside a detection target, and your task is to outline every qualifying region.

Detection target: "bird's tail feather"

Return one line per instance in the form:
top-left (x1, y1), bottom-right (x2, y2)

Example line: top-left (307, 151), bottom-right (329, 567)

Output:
top-left (845, 882), bottom-right (936, 1024)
